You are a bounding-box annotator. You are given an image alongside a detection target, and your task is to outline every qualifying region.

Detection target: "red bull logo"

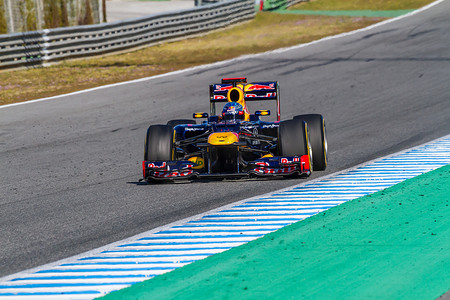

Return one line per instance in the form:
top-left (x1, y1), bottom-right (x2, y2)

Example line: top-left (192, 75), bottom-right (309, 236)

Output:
top-left (245, 83), bottom-right (275, 91)
top-left (281, 157), bottom-right (300, 164)
top-left (226, 106), bottom-right (237, 113)
top-left (147, 162), bottom-right (167, 169)
top-left (214, 84), bottom-right (233, 92)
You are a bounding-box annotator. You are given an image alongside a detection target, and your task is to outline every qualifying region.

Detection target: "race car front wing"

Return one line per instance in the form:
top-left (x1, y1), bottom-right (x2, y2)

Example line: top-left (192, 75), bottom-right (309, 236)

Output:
top-left (142, 155), bottom-right (311, 181)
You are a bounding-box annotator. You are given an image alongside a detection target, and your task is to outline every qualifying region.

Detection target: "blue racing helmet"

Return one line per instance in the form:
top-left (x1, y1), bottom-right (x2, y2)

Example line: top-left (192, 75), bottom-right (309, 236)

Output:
top-left (222, 102), bottom-right (245, 123)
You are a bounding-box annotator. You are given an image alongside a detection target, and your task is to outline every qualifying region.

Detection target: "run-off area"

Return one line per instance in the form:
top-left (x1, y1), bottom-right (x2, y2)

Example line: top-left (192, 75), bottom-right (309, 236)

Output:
top-left (0, 136), bottom-right (449, 299)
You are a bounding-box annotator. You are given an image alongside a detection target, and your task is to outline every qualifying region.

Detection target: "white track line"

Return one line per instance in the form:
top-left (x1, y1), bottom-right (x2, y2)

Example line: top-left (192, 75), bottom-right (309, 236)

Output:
top-left (0, 134), bottom-right (449, 299)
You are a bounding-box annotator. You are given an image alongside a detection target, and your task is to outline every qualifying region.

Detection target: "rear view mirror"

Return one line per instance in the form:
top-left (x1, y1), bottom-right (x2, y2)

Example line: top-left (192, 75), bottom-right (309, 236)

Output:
top-left (255, 110), bottom-right (270, 116)
top-left (193, 112), bottom-right (209, 119)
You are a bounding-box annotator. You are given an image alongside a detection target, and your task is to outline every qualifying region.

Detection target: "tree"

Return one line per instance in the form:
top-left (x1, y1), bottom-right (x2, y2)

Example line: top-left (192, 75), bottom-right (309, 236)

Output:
top-left (82, 0), bottom-right (93, 25)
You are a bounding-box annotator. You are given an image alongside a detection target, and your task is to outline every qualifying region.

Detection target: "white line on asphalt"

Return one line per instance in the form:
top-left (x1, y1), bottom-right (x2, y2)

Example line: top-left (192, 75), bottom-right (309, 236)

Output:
top-left (0, 135), bottom-right (449, 299)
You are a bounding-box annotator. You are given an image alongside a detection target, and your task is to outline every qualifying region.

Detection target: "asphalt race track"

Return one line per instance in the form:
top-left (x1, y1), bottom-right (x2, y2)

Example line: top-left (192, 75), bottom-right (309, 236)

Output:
top-left (1, 0), bottom-right (449, 278)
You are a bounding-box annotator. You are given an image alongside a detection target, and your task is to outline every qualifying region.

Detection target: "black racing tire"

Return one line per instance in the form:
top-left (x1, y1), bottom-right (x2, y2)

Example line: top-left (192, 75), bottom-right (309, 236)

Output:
top-left (278, 119), bottom-right (310, 160)
top-left (294, 114), bottom-right (327, 171)
top-left (167, 119), bottom-right (196, 129)
top-left (144, 125), bottom-right (174, 161)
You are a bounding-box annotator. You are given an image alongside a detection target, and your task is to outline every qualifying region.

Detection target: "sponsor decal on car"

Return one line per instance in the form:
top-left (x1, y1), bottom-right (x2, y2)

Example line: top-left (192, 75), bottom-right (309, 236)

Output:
top-left (245, 83), bottom-right (275, 91)
top-left (261, 124), bottom-right (279, 129)
top-left (185, 127), bottom-right (205, 132)
top-left (147, 162), bottom-right (167, 169)
top-left (214, 84), bottom-right (233, 92)
top-left (281, 157), bottom-right (301, 164)
top-left (246, 92), bottom-right (277, 98)
top-left (188, 157), bottom-right (205, 169)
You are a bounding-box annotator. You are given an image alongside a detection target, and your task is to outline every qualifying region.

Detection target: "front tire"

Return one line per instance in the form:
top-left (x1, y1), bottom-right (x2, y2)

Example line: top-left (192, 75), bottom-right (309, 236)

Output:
top-left (294, 114), bottom-right (327, 171)
top-left (144, 125), bottom-right (174, 161)
top-left (278, 118), bottom-right (310, 158)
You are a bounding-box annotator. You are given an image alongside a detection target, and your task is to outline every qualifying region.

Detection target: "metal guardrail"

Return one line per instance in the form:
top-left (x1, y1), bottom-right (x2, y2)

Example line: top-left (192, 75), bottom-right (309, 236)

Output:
top-left (200, 0), bottom-right (306, 10)
top-left (263, 0), bottom-right (306, 10)
top-left (0, 0), bottom-right (254, 70)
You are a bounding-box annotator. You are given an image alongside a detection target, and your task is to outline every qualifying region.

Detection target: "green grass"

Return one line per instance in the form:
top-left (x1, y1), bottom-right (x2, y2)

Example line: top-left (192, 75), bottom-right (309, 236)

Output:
top-left (0, 0), bottom-right (434, 106)
top-left (290, 0), bottom-right (434, 10)
top-left (101, 164), bottom-right (450, 300)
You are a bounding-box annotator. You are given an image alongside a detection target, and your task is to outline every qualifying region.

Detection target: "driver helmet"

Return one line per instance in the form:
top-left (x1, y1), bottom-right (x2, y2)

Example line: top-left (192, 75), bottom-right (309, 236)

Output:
top-left (222, 102), bottom-right (245, 123)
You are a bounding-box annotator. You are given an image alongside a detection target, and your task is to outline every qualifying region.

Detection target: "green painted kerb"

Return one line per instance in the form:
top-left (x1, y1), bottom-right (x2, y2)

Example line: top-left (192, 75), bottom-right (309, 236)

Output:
top-left (101, 165), bottom-right (450, 300)
top-left (274, 9), bottom-right (415, 17)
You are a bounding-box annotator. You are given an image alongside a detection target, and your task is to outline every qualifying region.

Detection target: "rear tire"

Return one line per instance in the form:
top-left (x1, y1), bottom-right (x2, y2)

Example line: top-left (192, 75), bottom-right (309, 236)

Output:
top-left (144, 125), bottom-right (174, 161)
top-left (294, 114), bottom-right (327, 171)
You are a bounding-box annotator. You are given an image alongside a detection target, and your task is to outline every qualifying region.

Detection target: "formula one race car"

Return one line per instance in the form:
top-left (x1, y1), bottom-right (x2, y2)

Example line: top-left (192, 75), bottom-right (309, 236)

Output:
top-left (142, 77), bottom-right (327, 181)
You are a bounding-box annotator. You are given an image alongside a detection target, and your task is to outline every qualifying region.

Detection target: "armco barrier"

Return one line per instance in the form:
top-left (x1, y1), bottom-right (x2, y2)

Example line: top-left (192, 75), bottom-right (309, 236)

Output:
top-left (0, 0), bottom-right (254, 70)
top-left (200, 0), bottom-right (306, 11)
top-left (263, 0), bottom-right (306, 10)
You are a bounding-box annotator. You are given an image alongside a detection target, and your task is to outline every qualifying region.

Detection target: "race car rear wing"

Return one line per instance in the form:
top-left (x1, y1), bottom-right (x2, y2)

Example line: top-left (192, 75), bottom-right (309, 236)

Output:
top-left (209, 78), bottom-right (281, 121)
